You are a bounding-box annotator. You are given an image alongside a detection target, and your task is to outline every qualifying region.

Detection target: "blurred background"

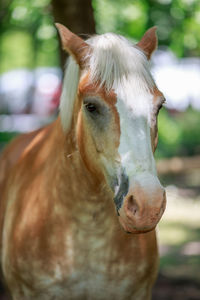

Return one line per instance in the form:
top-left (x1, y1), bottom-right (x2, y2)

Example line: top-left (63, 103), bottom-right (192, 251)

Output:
top-left (0, 0), bottom-right (200, 299)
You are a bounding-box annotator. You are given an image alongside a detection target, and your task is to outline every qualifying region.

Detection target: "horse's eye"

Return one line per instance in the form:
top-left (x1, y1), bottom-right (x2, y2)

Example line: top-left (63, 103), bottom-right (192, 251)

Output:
top-left (85, 103), bottom-right (97, 113)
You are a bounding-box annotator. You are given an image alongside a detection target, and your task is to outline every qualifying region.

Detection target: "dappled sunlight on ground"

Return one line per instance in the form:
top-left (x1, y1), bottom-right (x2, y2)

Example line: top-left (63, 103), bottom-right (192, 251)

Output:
top-left (152, 179), bottom-right (200, 299)
top-left (158, 184), bottom-right (200, 282)
top-left (152, 176), bottom-right (200, 299)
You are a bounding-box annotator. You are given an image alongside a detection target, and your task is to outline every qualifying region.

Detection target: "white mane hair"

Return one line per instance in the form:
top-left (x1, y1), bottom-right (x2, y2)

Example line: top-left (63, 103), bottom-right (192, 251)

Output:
top-left (60, 33), bottom-right (156, 131)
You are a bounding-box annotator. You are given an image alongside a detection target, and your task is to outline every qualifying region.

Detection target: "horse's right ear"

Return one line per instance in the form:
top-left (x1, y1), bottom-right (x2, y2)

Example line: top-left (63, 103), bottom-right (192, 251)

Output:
top-left (55, 23), bottom-right (90, 68)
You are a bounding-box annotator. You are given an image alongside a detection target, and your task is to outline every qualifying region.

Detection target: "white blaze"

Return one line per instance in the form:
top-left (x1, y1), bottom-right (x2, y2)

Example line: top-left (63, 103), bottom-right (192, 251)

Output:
top-left (116, 90), bottom-right (157, 178)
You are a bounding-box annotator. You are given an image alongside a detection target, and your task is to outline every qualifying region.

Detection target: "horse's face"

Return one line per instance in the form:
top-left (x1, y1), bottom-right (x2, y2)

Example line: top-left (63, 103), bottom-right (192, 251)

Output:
top-left (56, 24), bottom-right (166, 234)
top-left (76, 73), bottom-right (165, 234)
top-left (77, 75), bottom-right (120, 187)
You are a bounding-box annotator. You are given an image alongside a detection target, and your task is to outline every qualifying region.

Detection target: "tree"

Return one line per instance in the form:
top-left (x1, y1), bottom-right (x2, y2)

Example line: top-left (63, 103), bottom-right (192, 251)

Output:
top-left (51, 0), bottom-right (96, 67)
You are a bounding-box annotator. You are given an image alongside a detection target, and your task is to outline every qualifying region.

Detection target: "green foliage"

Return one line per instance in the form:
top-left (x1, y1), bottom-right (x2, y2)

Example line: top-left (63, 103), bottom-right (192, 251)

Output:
top-left (156, 108), bottom-right (200, 158)
top-left (178, 109), bottom-right (200, 155)
top-left (93, 0), bottom-right (148, 41)
top-left (0, 0), bottom-right (59, 73)
top-left (0, 30), bottom-right (34, 73)
top-left (0, 0), bottom-right (200, 159)
top-left (1, 0), bottom-right (200, 73)
top-left (93, 0), bottom-right (200, 57)
top-left (0, 132), bottom-right (18, 152)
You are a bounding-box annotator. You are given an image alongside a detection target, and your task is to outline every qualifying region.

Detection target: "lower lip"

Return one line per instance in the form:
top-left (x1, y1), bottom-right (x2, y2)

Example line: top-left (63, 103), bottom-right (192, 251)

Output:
top-left (119, 217), bottom-right (156, 234)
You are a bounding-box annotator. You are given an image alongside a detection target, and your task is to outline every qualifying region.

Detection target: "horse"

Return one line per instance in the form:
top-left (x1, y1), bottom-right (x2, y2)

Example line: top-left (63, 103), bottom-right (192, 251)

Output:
top-left (0, 24), bottom-right (166, 300)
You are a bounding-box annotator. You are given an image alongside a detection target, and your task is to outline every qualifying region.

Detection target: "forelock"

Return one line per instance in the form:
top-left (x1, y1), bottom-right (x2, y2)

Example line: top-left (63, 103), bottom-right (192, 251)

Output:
top-left (86, 33), bottom-right (155, 93)
top-left (60, 33), bottom-right (156, 131)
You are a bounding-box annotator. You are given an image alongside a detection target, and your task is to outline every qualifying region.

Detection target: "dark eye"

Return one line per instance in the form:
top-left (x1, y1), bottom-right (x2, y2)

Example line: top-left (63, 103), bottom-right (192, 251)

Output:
top-left (85, 103), bottom-right (97, 113)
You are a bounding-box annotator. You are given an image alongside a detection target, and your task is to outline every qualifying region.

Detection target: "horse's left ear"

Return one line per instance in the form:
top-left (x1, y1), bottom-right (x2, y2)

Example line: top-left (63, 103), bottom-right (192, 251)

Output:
top-left (136, 27), bottom-right (158, 60)
top-left (55, 23), bottom-right (90, 68)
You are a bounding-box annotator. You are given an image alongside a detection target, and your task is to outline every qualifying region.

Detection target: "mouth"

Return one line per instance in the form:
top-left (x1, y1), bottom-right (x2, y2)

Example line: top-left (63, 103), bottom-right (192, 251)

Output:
top-left (118, 215), bottom-right (156, 234)
top-left (113, 169), bottom-right (129, 211)
top-left (125, 228), bottom-right (156, 234)
top-left (125, 228), bottom-right (155, 234)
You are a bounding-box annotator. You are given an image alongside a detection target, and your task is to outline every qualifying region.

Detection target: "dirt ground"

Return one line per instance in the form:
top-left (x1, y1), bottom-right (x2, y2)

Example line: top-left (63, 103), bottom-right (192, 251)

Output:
top-left (153, 161), bottom-right (200, 300)
top-left (153, 273), bottom-right (200, 300)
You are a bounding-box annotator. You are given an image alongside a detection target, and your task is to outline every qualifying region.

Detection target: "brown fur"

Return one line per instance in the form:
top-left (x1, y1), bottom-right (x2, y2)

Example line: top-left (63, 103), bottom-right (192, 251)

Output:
top-left (56, 23), bottom-right (90, 68)
top-left (137, 27), bottom-right (157, 60)
top-left (0, 26), bottom-right (163, 300)
top-left (0, 116), bottom-right (158, 299)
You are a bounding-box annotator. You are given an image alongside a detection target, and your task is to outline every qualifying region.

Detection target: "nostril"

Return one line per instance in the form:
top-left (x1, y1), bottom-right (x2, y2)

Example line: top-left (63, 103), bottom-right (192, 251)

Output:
top-left (127, 195), bottom-right (138, 216)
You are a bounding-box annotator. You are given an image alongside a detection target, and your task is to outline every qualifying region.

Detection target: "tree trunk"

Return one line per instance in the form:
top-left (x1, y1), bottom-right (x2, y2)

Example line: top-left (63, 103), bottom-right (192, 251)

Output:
top-left (51, 0), bottom-right (96, 68)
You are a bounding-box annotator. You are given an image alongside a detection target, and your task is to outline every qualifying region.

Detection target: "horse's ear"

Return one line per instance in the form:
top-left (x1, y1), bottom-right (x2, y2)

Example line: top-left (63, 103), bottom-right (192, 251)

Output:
top-left (55, 23), bottom-right (90, 68)
top-left (136, 27), bottom-right (157, 60)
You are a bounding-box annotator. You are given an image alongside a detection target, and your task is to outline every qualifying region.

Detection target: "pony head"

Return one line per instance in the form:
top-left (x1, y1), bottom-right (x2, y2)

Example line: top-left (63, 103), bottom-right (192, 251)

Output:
top-left (56, 24), bottom-right (166, 234)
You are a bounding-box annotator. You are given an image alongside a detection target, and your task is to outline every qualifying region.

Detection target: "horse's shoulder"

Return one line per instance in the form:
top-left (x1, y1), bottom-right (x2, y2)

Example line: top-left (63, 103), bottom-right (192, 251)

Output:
top-left (0, 123), bottom-right (55, 174)
top-left (0, 129), bottom-right (39, 177)
top-left (0, 124), bottom-right (56, 252)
